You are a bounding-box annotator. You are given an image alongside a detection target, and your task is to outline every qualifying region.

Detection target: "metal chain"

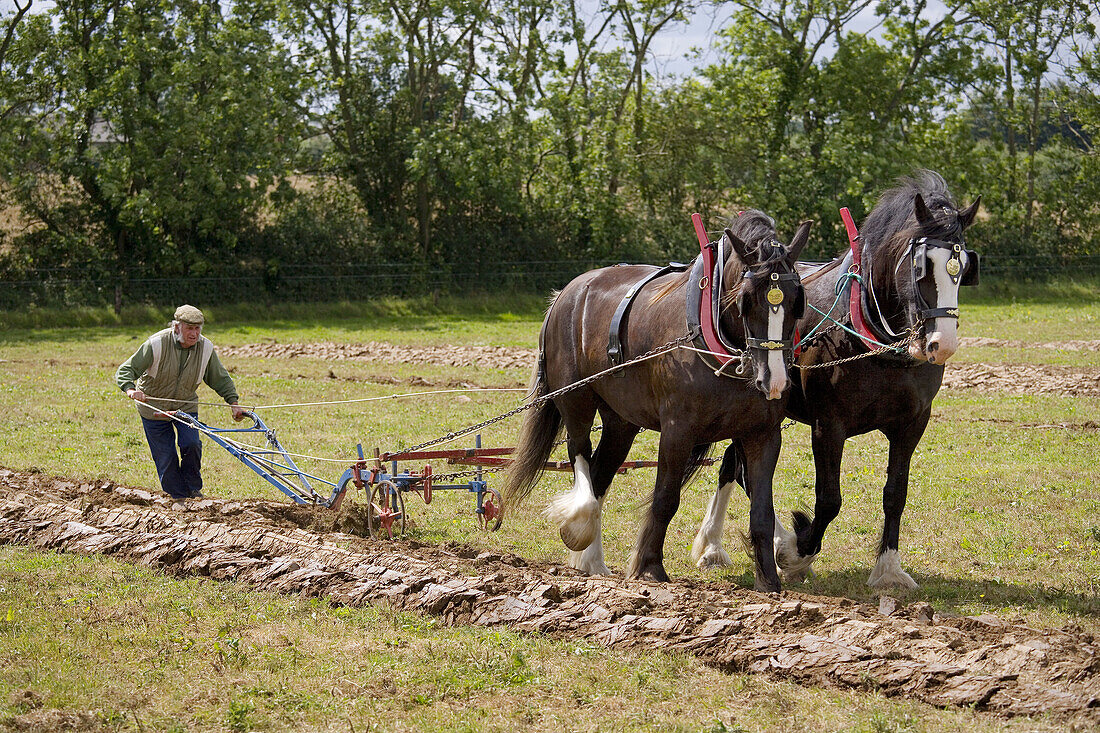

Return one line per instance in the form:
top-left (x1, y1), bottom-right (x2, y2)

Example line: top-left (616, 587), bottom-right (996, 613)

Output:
top-left (390, 334), bottom-right (693, 457)
top-left (795, 325), bottom-right (920, 370)
top-left (419, 466), bottom-right (506, 482)
top-left (794, 321), bottom-right (842, 351)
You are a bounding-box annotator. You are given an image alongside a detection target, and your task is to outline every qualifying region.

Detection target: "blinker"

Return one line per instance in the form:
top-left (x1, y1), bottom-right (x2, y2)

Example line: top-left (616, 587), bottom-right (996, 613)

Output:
top-left (911, 242), bottom-right (927, 281)
top-left (960, 250), bottom-right (980, 286)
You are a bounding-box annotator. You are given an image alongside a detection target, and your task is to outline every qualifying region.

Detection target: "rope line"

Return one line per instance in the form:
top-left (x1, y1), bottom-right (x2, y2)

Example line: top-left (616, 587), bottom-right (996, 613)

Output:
top-left (132, 387), bottom-right (529, 411)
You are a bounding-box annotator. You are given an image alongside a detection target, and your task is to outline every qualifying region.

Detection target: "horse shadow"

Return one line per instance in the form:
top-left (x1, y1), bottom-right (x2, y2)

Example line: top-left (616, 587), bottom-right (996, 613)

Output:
top-left (724, 567), bottom-right (1100, 619)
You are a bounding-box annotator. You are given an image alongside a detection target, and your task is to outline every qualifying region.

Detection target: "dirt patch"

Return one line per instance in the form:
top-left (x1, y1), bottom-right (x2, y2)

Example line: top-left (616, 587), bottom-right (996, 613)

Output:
top-left (251, 500), bottom-right (375, 537)
top-left (941, 363), bottom-right (1100, 397)
top-left (2, 708), bottom-right (102, 732)
top-left (221, 341), bottom-right (539, 371)
top-left (1, 468), bottom-right (1097, 723)
top-left (221, 341), bottom-right (1100, 397)
top-left (959, 337), bottom-right (1100, 352)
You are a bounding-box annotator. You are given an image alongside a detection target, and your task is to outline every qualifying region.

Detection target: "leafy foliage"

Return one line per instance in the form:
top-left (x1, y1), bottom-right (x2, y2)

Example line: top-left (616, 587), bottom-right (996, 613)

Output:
top-left (0, 0), bottom-right (1097, 309)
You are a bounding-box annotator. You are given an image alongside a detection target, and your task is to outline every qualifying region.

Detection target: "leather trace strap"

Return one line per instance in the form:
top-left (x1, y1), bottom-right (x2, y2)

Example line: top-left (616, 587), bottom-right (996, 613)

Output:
top-left (607, 263), bottom-right (688, 366)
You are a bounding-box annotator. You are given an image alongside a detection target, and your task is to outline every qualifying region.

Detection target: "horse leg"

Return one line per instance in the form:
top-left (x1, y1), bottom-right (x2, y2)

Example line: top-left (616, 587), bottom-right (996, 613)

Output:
top-left (544, 394), bottom-right (600, 551)
top-left (626, 429), bottom-right (693, 582)
top-left (741, 431), bottom-right (783, 592)
top-left (696, 442), bottom-right (810, 581)
top-left (867, 421), bottom-right (927, 589)
top-left (793, 423), bottom-right (845, 564)
top-left (567, 411), bottom-right (639, 575)
top-left (691, 442), bottom-right (740, 569)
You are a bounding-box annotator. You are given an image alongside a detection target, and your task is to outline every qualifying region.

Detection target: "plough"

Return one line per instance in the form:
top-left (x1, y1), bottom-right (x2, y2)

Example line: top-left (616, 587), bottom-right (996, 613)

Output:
top-left (179, 408), bottom-right (714, 540)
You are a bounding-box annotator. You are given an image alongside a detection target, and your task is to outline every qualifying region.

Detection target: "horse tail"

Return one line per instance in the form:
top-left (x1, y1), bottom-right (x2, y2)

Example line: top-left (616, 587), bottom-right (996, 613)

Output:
top-left (502, 356), bottom-right (562, 512)
top-left (682, 442), bottom-right (714, 487)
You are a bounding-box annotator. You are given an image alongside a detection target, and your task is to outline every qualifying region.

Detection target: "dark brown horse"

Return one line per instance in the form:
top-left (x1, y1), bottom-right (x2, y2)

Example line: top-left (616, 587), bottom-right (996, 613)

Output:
top-left (504, 211), bottom-right (811, 591)
top-left (693, 171), bottom-right (980, 588)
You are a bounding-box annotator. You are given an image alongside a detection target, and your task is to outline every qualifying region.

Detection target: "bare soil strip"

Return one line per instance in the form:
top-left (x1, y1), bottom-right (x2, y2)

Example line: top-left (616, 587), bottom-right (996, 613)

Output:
top-left (1, 469), bottom-right (1097, 723)
top-left (959, 337), bottom-right (1100, 352)
top-left (221, 342), bottom-right (539, 371)
top-left (220, 342), bottom-right (1100, 397)
top-left (941, 363), bottom-right (1100, 397)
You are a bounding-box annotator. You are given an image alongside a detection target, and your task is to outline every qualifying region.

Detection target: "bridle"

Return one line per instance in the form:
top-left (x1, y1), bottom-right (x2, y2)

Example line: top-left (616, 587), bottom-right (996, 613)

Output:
top-left (864, 228), bottom-right (979, 343)
top-left (907, 235), bottom-right (979, 322)
top-left (687, 212), bottom-right (807, 382)
top-left (737, 252), bottom-right (804, 365)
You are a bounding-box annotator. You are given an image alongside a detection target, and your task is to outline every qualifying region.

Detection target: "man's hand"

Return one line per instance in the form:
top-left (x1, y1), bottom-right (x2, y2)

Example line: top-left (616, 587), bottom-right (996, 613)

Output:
top-left (127, 389), bottom-right (147, 402)
top-left (230, 403), bottom-right (247, 422)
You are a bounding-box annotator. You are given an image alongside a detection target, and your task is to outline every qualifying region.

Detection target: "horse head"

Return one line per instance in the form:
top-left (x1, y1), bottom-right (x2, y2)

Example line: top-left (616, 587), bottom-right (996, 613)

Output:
top-left (862, 171), bottom-right (981, 364)
top-left (723, 212), bottom-right (812, 399)
top-left (896, 191), bottom-right (981, 363)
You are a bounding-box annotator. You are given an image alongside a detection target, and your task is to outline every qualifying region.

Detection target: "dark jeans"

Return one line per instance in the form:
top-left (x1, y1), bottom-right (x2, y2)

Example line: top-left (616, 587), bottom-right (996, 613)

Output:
top-left (141, 414), bottom-right (202, 500)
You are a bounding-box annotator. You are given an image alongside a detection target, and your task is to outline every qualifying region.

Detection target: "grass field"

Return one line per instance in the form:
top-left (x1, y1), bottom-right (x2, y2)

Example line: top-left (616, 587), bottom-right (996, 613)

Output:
top-left (0, 288), bottom-right (1097, 732)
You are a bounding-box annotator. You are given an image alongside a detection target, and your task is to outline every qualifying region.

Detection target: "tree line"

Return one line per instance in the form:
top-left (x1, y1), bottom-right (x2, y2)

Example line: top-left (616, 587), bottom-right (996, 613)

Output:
top-left (0, 0), bottom-right (1097, 310)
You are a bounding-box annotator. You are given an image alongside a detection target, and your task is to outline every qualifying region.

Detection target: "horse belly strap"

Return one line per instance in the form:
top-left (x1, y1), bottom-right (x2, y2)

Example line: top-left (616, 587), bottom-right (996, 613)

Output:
top-left (607, 264), bottom-right (688, 367)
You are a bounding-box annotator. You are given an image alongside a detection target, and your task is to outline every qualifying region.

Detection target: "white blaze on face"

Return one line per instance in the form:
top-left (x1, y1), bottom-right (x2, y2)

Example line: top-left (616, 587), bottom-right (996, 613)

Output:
top-left (922, 248), bottom-right (964, 364)
top-left (765, 303), bottom-right (787, 399)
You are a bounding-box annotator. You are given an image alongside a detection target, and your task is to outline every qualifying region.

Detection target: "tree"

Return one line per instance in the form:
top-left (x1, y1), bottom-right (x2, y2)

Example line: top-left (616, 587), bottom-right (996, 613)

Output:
top-left (0, 0), bottom-right (301, 311)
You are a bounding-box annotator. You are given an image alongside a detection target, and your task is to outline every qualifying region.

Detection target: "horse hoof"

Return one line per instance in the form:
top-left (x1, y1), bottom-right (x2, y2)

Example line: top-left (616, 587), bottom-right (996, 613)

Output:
top-left (753, 579), bottom-right (782, 594)
top-left (867, 549), bottom-right (919, 589)
top-left (777, 551), bottom-right (818, 584)
top-left (695, 548), bottom-right (733, 570)
top-left (568, 551), bottom-right (611, 576)
top-left (626, 561), bottom-right (670, 582)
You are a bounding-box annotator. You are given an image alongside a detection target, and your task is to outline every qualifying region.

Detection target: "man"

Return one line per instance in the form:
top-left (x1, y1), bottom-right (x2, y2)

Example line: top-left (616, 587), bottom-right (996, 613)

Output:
top-left (115, 305), bottom-right (246, 509)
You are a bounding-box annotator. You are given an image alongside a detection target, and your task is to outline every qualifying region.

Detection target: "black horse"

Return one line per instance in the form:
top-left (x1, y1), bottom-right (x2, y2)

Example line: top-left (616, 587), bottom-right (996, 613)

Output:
top-left (693, 171), bottom-right (980, 588)
top-left (504, 211), bottom-right (811, 591)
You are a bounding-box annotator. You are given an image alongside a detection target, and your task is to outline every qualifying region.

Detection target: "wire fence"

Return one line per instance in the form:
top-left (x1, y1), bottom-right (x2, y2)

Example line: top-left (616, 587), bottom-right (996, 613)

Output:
top-left (1, 255), bottom-right (1098, 310)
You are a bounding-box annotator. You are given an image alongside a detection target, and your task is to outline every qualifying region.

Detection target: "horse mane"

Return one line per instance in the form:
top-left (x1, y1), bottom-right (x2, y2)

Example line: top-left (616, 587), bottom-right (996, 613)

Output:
top-left (861, 170), bottom-right (963, 282)
top-left (648, 209), bottom-right (783, 308)
top-left (722, 209), bottom-right (785, 309)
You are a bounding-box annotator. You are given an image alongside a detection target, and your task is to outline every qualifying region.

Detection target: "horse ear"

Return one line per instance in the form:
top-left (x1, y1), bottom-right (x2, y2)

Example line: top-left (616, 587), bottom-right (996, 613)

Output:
top-left (958, 196), bottom-right (981, 230)
top-left (787, 220), bottom-right (813, 261)
top-left (724, 228), bottom-right (752, 265)
top-left (914, 193), bottom-right (935, 226)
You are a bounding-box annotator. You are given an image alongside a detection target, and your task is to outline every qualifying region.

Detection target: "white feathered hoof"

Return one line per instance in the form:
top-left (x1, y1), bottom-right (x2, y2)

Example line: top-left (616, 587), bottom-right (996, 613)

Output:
top-left (777, 551), bottom-right (818, 584)
top-left (772, 511), bottom-right (816, 583)
top-left (867, 549), bottom-right (918, 589)
top-left (691, 530), bottom-right (733, 569)
top-left (694, 545), bottom-right (733, 570)
top-left (569, 549), bottom-right (611, 576)
top-left (545, 493), bottom-right (599, 551)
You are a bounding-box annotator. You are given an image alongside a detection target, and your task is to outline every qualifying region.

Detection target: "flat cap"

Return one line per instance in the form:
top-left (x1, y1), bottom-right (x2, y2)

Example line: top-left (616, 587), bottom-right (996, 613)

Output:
top-left (174, 304), bottom-right (205, 325)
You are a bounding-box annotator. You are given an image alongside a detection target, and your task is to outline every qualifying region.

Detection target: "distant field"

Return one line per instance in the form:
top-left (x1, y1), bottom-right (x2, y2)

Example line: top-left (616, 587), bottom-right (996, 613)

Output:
top-left (0, 294), bottom-right (1097, 732)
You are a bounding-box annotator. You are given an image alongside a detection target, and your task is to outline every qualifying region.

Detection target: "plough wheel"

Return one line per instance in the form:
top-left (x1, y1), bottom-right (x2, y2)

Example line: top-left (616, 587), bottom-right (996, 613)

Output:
top-left (480, 487), bottom-right (503, 532)
top-left (367, 480), bottom-right (406, 539)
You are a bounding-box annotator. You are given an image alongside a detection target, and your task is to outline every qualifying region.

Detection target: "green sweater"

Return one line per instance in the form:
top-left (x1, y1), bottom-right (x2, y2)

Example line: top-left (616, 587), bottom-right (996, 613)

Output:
top-left (116, 328), bottom-right (239, 420)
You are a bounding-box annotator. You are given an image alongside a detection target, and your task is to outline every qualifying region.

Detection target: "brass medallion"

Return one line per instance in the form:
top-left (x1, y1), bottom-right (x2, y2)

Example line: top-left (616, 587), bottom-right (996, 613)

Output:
top-left (767, 287), bottom-right (784, 306)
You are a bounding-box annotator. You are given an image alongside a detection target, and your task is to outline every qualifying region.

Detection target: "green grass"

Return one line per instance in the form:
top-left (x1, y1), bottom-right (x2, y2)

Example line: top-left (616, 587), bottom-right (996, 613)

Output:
top-left (0, 546), bottom-right (1071, 733)
top-left (0, 294), bottom-right (1097, 730)
top-left (0, 293), bottom-right (550, 338)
